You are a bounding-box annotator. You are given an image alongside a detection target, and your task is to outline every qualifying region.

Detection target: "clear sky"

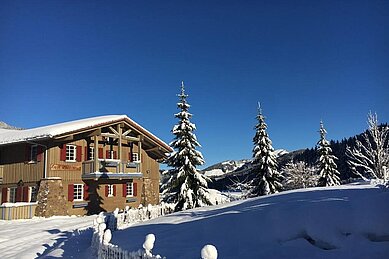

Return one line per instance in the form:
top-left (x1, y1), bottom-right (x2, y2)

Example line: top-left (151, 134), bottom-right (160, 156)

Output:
top-left (0, 1), bottom-right (388, 168)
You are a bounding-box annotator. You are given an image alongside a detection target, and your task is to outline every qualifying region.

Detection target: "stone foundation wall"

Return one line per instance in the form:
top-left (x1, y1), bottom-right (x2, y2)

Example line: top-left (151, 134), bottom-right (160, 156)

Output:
top-left (35, 177), bottom-right (68, 217)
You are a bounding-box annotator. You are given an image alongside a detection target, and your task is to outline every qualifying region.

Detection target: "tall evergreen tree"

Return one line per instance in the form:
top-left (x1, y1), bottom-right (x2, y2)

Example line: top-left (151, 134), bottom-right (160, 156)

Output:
top-left (163, 82), bottom-right (212, 211)
top-left (250, 104), bottom-right (283, 196)
top-left (316, 121), bottom-right (341, 187)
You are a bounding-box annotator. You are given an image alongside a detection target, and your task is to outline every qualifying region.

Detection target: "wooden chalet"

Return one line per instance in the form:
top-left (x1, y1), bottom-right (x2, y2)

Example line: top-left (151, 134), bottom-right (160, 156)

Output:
top-left (0, 115), bottom-right (172, 216)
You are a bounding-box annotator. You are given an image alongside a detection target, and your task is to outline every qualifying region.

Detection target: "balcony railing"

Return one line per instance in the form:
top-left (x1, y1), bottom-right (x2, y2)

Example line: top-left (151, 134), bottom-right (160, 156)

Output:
top-left (0, 166), bottom-right (3, 184)
top-left (82, 159), bottom-right (142, 180)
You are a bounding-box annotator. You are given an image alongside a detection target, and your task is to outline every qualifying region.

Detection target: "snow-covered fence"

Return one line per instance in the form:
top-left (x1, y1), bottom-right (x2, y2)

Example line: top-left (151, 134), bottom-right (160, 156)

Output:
top-left (92, 214), bottom-right (165, 259)
top-left (113, 203), bottom-right (175, 229)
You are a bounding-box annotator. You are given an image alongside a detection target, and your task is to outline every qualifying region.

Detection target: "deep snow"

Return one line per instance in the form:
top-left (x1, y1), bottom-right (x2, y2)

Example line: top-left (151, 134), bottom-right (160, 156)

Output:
top-left (0, 183), bottom-right (388, 259)
top-left (111, 183), bottom-right (389, 259)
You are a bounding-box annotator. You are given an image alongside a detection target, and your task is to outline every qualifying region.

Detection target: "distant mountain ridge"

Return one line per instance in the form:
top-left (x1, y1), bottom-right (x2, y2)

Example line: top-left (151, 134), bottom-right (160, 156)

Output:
top-left (0, 121), bottom-right (23, 130)
top-left (205, 125), bottom-right (388, 191)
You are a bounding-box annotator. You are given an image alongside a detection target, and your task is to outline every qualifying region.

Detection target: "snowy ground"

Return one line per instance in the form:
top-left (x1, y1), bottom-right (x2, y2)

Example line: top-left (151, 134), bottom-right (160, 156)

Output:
top-left (111, 183), bottom-right (389, 259)
top-left (1, 183), bottom-right (388, 259)
top-left (0, 215), bottom-right (94, 258)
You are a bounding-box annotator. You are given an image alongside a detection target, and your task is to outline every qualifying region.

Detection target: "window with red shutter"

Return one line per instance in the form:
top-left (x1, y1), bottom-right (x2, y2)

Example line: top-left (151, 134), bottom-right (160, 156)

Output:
top-left (99, 148), bottom-right (104, 159)
top-left (122, 183), bottom-right (127, 197)
top-left (105, 185), bottom-right (109, 197)
top-left (113, 185), bottom-right (116, 196)
top-left (133, 182), bottom-right (137, 196)
top-left (84, 184), bottom-right (89, 200)
top-left (113, 151), bottom-right (117, 159)
top-left (76, 146), bottom-right (82, 162)
top-left (37, 146), bottom-right (43, 162)
top-left (23, 186), bottom-right (29, 202)
top-left (106, 150), bottom-right (111, 159)
top-left (68, 184), bottom-right (74, 201)
top-left (16, 187), bottom-right (22, 202)
top-left (60, 145), bottom-right (67, 161)
top-left (1, 188), bottom-right (7, 204)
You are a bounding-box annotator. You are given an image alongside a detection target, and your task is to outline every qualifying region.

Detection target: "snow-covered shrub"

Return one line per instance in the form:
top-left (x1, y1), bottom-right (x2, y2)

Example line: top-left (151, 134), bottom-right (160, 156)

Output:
top-left (201, 244), bottom-right (218, 259)
top-left (282, 161), bottom-right (319, 190)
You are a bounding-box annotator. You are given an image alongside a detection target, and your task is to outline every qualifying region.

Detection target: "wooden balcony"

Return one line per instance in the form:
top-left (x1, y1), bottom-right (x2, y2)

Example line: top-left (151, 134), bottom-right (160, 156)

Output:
top-left (82, 159), bottom-right (142, 180)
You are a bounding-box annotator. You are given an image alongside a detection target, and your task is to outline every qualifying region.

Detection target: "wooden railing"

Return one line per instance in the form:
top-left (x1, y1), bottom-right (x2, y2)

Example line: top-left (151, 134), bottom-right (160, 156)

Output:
top-left (82, 159), bottom-right (141, 178)
top-left (0, 166), bottom-right (3, 184)
top-left (0, 203), bottom-right (37, 220)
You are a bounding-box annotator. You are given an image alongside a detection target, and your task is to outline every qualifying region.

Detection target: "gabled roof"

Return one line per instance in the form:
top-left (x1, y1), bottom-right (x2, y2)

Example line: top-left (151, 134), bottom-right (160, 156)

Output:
top-left (0, 115), bottom-right (172, 153)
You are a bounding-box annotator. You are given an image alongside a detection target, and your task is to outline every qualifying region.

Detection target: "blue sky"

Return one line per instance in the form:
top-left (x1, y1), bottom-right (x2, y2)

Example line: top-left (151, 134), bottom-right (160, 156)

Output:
top-left (1, 1), bottom-right (388, 168)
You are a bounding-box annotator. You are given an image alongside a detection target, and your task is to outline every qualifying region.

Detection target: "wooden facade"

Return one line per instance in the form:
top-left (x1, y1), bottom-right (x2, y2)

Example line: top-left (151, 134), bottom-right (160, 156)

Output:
top-left (0, 115), bottom-right (172, 216)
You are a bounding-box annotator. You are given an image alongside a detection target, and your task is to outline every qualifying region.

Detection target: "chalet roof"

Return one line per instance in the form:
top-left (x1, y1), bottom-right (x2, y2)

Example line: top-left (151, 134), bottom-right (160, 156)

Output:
top-left (0, 115), bottom-right (172, 152)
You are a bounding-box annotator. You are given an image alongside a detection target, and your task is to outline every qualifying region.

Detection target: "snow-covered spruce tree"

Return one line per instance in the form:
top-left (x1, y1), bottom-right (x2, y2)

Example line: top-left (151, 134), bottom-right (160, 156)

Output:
top-left (346, 112), bottom-right (389, 180)
top-left (249, 104), bottom-right (283, 196)
top-left (281, 161), bottom-right (319, 190)
top-left (316, 121), bottom-right (341, 187)
top-left (164, 82), bottom-right (212, 211)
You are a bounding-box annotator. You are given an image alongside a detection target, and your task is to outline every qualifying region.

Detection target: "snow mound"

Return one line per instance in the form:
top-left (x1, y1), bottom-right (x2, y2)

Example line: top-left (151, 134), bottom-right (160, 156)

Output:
top-left (111, 183), bottom-right (389, 258)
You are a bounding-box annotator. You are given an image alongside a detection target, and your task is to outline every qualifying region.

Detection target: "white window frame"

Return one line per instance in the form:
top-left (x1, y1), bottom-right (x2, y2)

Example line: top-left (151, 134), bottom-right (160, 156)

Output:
top-left (73, 184), bottom-right (84, 201)
top-left (89, 147), bottom-right (94, 160)
top-left (108, 184), bottom-right (114, 197)
top-left (132, 152), bottom-right (139, 162)
top-left (30, 145), bottom-right (38, 162)
top-left (108, 150), bottom-right (115, 159)
top-left (9, 187), bottom-right (17, 203)
top-left (126, 182), bottom-right (134, 197)
top-left (29, 186), bottom-right (38, 202)
top-left (66, 145), bottom-right (77, 162)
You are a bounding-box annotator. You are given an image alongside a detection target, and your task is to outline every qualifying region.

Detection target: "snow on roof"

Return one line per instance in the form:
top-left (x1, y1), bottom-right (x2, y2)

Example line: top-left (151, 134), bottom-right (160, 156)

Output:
top-left (0, 115), bottom-right (171, 151)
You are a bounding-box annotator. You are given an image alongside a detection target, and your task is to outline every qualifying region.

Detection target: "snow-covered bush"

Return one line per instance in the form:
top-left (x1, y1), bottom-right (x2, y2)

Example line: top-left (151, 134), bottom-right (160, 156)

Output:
top-left (201, 244), bottom-right (218, 259)
top-left (282, 161), bottom-right (319, 190)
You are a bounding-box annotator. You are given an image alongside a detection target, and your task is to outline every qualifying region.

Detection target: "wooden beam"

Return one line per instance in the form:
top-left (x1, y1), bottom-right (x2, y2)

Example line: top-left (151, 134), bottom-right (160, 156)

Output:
top-left (117, 124), bottom-right (122, 173)
top-left (82, 129), bottom-right (101, 138)
top-left (144, 146), bottom-right (160, 152)
top-left (109, 126), bottom-right (120, 136)
top-left (138, 136), bottom-right (142, 173)
top-left (122, 129), bottom-right (132, 136)
top-left (94, 136), bottom-right (99, 173)
top-left (54, 135), bottom-right (74, 142)
top-left (101, 132), bottom-right (139, 142)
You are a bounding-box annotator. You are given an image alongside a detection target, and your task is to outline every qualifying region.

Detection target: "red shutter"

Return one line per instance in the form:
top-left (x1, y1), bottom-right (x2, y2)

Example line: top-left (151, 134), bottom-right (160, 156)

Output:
top-left (106, 150), bottom-right (110, 159)
top-left (60, 145), bottom-right (67, 161)
top-left (123, 183), bottom-right (127, 197)
top-left (37, 146), bottom-right (43, 162)
top-left (113, 151), bottom-right (117, 159)
top-left (16, 187), bottom-right (22, 202)
top-left (99, 148), bottom-right (103, 159)
top-left (85, 147), bottom-right (89, 161)
top-left (113, 185), bottom-right (116, 196)
top-left (68, 184), bottom-right (74, 201)
top-left (105, 185), bottom-right (109, 197)
top-left (128, 152), bottom-right (132, 161)
top-left (23, 186), bottom-right (29, 202)
top-left (133, 182), bottom-right (137, 196)
top-left (84, 184), bottom-right (89, 200)
top-left (25, 144), bottom-right (30, 162)
top-left (76, 146), bottom-right (82, 162)
top-left (1, 188), bottom-right (7, 204)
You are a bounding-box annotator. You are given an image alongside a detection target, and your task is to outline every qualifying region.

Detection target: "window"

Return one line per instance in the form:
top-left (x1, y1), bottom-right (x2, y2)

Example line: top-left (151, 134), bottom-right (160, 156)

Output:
top-left (89, 147), bottom-right (94, 160)
top-left (66, 145), bottom-right (77, 162)
top-left (30, 145), bottom-right (38, 162)
top-left (30, 186), bottom-right (38, 202)
top-left (73, 184), bottom-right (84, 201)
top-left (132, 153), bottom-right (139, 162)
top-left (126, 182), bottom-right (133, 197)
top-left (108, 150), bottom-right (115, 159)
top-left (9, 187), bottom-right (16, 203)
top-left (108, 184), bottom-right (114, 197)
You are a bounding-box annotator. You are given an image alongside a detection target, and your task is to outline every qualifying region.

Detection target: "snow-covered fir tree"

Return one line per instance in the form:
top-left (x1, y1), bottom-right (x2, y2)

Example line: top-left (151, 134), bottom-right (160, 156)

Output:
top-left (163, 82), bottom-right (212, 211)
top-left (316, 121), bottom-right (341, 187)
top-left (346, 112), bottom-right (389, 180)
top-left (281, 161), bottom-right (319, 190)
top-left (249, 104), bottom-right (283, 196)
